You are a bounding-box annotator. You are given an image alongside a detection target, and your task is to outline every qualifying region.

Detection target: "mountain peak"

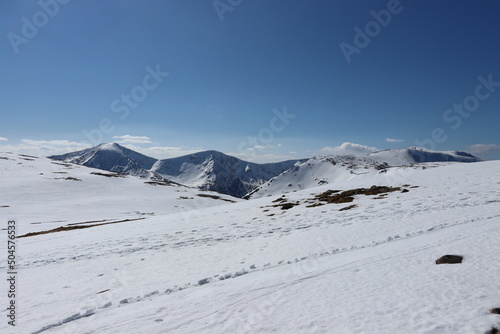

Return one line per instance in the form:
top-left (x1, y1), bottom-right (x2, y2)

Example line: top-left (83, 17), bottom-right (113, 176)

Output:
top-left (49, 142), bottom-right (157, 178)
top-left (189, 150), bottom-right (227, 159)
top-left (96, 142), bottom-right (124, 152)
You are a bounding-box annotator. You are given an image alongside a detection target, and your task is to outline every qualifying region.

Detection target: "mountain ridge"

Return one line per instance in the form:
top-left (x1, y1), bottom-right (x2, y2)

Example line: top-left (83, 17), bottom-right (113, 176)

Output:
top-left (50, 143), bottom-right (303, 197)
top-left (150, 150), bottom-right (301, 198)
top-left (49, 144), bottom-right (480, 198)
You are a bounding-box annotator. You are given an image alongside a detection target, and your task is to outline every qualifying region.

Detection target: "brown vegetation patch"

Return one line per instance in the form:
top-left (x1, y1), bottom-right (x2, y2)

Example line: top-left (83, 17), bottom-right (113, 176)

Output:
top-left (261, 198), bottom-right (300, 212)
top-left (265, 184), bottom-right (409, 213)
top-left (51, 162), bottom-right (73, 167)
top-left (55, 177), bottom-right (82, 181)
top-left (306, 202), bottom-right (324, 208)
top-left (145, 180), bottom-right (173, 186)
top-left (313, 190), bottom-right (354, 204)
top-left (18, 218), bottom-right (145, 238)
top-left (196, 194), bottom-right (236, 203)
top-left (339, 204), bottom-right (357, 211)
top-left (66, 219), bottom-right (111, 226)
top-left (312, 186), bottom-right (402, 205)
top-left (90, 172), bottom-right (126, 178)
top-left (363, 186), bottom-right (402, 195)
top-left (264, 199), bottom-right (300, 210)
top-left (280, 202), bottom-right (299, 210)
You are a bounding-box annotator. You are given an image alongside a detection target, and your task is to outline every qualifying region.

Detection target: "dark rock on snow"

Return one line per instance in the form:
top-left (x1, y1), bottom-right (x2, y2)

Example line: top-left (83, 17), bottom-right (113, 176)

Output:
top-left (435, 255), bottom-right (463, 264)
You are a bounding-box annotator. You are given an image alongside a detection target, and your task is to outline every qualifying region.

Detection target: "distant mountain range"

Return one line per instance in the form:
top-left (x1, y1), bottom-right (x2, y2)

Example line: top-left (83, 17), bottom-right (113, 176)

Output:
top-left (50, 143), bottom-right (301, 198)
top-left (49, 144), bottom-right (480, 198)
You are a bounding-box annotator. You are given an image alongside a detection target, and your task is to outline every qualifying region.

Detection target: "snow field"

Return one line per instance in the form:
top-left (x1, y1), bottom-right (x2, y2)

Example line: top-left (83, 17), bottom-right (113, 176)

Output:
top-left (0, 153), bottom-right (499, 333)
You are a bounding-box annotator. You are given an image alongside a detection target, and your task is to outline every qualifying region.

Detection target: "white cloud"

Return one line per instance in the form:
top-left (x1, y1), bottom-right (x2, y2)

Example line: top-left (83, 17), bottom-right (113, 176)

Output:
top-left (0, 139), bottom-right (205, 160)
top-left (320, 142), bottom-right (378, 156)
top-left (21, 139), bottom-right (87, 147)
top-left (113, 135), bottom-right (153, 144)
top-left (0, 139), bottom-right (90, 157)
top-left (0, 137), bottom-right (7, 141)
top-left (244, 145), bottom-right (276, 152)
top-left (385, 138), bottom-right (404, 143)
top-left (0, 138), bottom-right (297, 163)
top-left (466, 144), bottom-right (500, 155)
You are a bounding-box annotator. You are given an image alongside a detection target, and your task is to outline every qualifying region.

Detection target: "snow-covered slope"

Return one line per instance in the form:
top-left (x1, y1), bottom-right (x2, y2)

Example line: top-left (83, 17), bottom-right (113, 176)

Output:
top-left (246, 155), bottom-right (389, 198)
top-left (248, 148), bottom-right (480, 198)
top-left (0, 152), bottom-right (240, 235)
top-left (50, 144), bottom-right (300, 198)
top-left (1, 151), bottom-right (499, 334)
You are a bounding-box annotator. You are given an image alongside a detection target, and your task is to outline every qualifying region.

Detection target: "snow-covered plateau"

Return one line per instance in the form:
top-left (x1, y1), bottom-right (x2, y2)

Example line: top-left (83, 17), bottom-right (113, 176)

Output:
top-left (1, 151), bottom-right (499, 333)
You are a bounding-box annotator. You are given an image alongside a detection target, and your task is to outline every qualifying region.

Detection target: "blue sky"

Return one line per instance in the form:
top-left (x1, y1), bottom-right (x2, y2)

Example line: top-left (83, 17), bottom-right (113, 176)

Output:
top-left (1, 0), bottom-right (500, 162)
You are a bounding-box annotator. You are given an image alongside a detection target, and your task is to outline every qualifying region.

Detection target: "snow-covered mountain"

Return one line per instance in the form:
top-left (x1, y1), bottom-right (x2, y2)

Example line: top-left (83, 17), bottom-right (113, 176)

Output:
top-left (49, 143), bottom-right (160, 179)
top-left (151, 150), bottom-right (300, 198)
top-left (367, 147), bottom-right (480, 165)
top-left (50, 144), bottom-right (301, 198)
top-left (247, 148), bottom-right (480, 198)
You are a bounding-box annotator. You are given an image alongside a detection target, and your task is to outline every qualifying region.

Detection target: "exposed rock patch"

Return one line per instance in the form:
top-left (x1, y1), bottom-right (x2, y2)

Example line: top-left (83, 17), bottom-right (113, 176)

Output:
top-left (435, 255), bottom-right (463, 264)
